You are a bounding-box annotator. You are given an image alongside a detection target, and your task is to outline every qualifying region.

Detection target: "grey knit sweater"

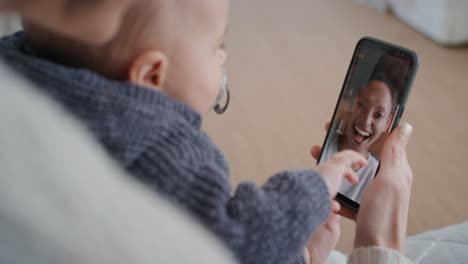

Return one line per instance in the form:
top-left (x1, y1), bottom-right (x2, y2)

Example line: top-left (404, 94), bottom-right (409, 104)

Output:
top-left (0, 33), bottom-right (330, 264)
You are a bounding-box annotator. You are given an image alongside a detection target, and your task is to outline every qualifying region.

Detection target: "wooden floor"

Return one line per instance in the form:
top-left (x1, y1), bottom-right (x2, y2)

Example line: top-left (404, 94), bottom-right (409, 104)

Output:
top-left (204, 0), bottom-right (468, 253)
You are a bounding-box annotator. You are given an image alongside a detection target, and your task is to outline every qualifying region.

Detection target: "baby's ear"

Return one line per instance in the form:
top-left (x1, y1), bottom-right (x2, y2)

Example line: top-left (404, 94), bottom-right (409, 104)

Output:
top-left (128, 50), bottom-right (168, 90)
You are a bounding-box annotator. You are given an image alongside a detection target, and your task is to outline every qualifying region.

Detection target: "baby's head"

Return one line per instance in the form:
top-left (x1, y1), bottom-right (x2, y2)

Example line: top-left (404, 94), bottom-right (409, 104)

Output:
top-left (2, 0), bottom-right (132, 44)
top-left (24, 0), bottom-right (229, 114)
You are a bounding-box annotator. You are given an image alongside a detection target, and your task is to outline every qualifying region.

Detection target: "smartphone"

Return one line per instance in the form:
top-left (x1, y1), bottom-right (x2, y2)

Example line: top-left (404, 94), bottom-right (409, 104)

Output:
top-left (317, 37), bottom-right (419, 212)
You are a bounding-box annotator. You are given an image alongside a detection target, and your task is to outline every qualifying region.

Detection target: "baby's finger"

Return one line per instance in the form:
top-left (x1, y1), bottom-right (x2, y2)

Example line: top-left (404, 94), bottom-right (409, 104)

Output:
top-left (311, 145), bottom-right (322, 161)
top-left (329, 213), bottom-right (341, 224)
top-left (333, 150), bottom-right (367, 168)
top-left (345, 169), bottom-right (359, 185)
top-left (351, 163), bottom-right (362, 172)
top-left (324, 213), bottom-right (341, 230)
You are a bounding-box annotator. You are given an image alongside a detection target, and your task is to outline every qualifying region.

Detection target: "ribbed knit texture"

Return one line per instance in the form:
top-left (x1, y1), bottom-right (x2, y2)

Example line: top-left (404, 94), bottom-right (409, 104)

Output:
top-left (0, 32), bottom-right (331, 264)
top-left (348, 247), bottom-right (413, 264)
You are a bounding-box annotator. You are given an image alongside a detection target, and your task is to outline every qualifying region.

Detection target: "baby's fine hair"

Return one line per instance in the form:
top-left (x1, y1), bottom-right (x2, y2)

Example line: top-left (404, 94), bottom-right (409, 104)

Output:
top-left (22, 0), bottom-right (163, 79)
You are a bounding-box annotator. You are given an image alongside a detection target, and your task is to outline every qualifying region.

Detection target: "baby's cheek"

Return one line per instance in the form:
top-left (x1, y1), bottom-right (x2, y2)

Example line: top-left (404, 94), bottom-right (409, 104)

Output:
top-left (201, 70), bottom-right (222, 111)
top-left (214, 68), bottom-right (224, 92)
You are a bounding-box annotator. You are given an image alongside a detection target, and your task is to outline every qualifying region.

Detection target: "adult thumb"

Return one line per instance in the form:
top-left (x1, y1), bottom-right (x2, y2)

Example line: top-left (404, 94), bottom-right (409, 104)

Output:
top-left (395, 123), bottom-right (413, 147)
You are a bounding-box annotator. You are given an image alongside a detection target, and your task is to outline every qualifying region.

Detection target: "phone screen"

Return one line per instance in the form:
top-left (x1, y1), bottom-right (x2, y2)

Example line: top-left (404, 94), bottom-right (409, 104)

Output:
top-left (318, 38), bottom-right (418, 210)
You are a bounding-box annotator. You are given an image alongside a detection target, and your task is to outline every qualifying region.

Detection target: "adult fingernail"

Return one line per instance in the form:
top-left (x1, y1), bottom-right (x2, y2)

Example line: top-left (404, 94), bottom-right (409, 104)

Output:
top-left (398, 123), bottom-right (413, 145)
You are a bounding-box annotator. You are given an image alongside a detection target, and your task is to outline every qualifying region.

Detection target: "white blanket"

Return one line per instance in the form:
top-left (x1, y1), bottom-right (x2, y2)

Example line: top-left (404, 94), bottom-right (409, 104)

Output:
top-left (390, 0), bottom-right (468, 45)
top-left (327, 221), bottom-right (468, 263)
top-left (406, 222), bottom-right (468, 264)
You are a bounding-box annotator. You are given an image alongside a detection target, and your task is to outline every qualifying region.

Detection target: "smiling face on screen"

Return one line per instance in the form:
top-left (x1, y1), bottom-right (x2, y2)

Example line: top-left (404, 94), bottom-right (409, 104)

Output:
top-left (342, 80), bottom-right (394, 154)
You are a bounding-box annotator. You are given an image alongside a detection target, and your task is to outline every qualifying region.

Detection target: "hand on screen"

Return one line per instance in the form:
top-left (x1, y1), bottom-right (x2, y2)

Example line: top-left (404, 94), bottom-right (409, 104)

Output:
top-left (315, 150), bottom-right (367, 200)
top-left (311, 121), bottom-right (359, 220)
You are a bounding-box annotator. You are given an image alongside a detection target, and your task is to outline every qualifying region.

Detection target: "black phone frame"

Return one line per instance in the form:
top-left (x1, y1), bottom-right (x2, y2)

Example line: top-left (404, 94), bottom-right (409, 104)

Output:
top-left (317, 36), bottom-right (420, 212)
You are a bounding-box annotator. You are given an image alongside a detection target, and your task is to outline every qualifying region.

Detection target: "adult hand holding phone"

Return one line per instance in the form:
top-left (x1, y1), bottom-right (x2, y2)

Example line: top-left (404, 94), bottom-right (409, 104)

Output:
top-left (311, 122), bottom-right (413, 253)
top-left (354, 123), bottom-right (413, 253)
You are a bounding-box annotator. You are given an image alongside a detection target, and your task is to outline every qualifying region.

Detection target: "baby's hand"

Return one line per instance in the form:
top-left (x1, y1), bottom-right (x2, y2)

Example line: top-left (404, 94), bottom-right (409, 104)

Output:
top-left (316, 150), bottom-right (367, 199)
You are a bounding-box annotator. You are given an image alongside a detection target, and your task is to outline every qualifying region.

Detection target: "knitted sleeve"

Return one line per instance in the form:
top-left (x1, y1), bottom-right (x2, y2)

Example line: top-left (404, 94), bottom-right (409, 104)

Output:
top-left (127, 128), bottom-right (331, 264)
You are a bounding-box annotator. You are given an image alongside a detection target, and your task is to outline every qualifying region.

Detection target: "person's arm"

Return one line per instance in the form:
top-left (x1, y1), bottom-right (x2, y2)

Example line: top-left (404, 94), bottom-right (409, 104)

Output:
top-left (127, 129), bottom-right (328, 264)
top-left (353, 123), bottom-right (413, 252)
top-left (129, 127), bottom-right (365, 264)
top-left (311, 123), bottom-right (415, 264)
top-left (348, 124), bottom-right (415, 264)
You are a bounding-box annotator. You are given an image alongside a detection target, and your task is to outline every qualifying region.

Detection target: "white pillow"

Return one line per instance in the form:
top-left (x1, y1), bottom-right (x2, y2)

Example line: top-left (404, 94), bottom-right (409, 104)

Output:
top-left (390, 0), bottom-right (468, 45)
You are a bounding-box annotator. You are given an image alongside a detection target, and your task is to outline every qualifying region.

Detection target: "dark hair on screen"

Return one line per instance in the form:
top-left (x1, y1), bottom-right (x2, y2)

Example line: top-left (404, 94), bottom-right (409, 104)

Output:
top-left (369, 54), bottom-right (412, 113)
top-left (369, 72), bottom-right (399, 113)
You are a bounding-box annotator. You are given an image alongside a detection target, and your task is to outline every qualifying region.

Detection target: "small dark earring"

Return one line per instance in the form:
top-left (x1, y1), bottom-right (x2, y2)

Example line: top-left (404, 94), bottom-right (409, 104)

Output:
top-left (214, 88), bottom-right (230, 115)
